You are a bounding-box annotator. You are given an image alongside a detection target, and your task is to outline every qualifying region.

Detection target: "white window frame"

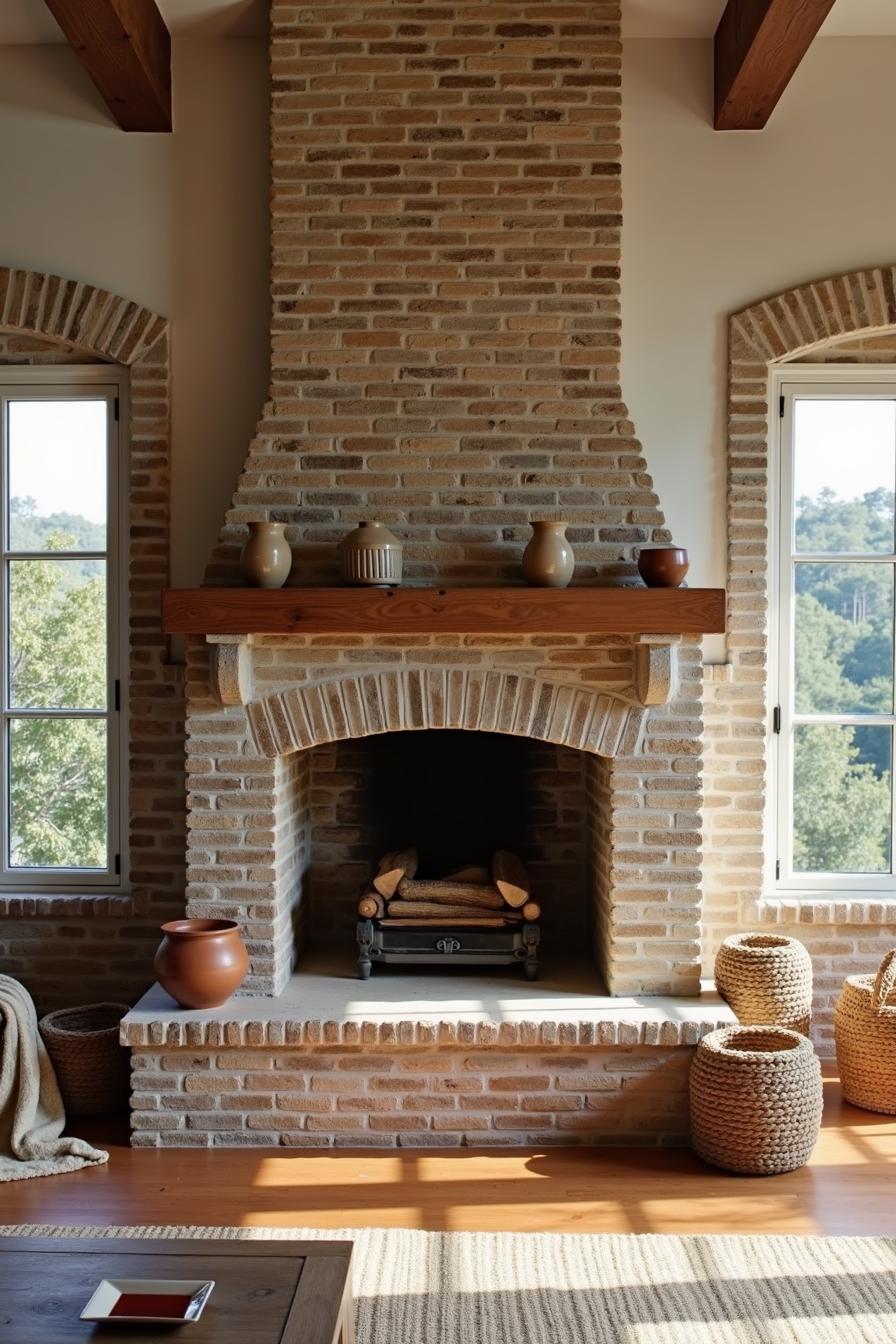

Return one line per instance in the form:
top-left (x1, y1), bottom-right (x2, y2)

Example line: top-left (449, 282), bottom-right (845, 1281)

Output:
top-left (0, 367), bottom-right (128, 893)
top-left (769, 363), bottom-right (896, 897)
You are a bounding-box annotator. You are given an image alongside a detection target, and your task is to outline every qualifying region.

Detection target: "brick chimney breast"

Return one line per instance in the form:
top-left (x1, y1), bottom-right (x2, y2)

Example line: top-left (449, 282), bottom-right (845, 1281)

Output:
top-left (183, 1), bottom-right (705, 1005)
top-left (206, 0), bottom-right (670, 587)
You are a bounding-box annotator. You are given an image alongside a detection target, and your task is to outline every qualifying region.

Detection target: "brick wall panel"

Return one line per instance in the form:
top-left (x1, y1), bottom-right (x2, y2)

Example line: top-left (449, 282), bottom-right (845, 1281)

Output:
top-left (706, 265), bottom-right (896, 1051)
top-left (131, 1043), bottom-right (694, 1147)
top-left (0, 279), bottom-right (183, 1013)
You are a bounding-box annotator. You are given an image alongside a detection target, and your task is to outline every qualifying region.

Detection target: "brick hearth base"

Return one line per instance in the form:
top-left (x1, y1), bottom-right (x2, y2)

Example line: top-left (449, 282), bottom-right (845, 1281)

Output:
top-left (122, 958), bottom-right (734, 1148)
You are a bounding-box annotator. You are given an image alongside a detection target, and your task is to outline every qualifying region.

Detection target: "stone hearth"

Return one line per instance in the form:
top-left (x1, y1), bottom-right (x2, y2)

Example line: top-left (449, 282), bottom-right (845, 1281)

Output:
top-left (124, 958), bottom-right (733, 1147)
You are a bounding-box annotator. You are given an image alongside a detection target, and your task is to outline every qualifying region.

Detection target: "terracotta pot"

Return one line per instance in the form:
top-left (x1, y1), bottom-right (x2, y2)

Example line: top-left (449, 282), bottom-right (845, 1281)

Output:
top-left (241, 521), bottom-right (292, 589)
top-left (154, 919), bottom-right (249, 1009)
top-left (522, 521), bottom-right (575, 588)
top-left (637, 546), bottom-right (689, 588)
top-left (339, 520), bottom-right (403, 586)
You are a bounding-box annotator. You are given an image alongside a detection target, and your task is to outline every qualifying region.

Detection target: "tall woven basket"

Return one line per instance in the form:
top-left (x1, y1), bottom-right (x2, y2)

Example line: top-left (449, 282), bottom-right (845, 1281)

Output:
top-left (38, 1002), bottom-right (130, 1117)
top-left (715, 933), bottom-right (813, 1035)
top-left (835, 949), bottom-right (896, 1114)
top-left (690, 1025), bottom-right (823, 1174)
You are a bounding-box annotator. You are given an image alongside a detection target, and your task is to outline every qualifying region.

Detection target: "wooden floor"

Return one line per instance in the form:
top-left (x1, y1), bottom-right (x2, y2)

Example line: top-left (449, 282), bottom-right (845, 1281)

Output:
top-left (0, 1073), bottom-right (892, 1237)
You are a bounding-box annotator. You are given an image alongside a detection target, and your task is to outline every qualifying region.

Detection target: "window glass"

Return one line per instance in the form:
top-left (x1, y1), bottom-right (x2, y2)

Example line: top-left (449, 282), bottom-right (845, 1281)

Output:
top-left (794, 562), bottom-right (894, 715)
top-left (794, 399), bottom-right (895, 553)
top-left (8, 717), bottom-right (107, 870)
top-left (7, 400), bottom-right (107, 551)
top-left (9, 559), bottom-right (107, 710)
top-left (780, 387), bottom-right (896, 889)
top-left (792, 724), bottom-right (892, 875)
top-left (1, 387), bottom-right (117, 881)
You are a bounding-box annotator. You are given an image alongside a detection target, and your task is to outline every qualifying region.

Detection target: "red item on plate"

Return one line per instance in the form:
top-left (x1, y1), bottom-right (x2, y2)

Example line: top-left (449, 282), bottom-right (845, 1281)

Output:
top-left (109, 1293), bottom-right (193, 1318)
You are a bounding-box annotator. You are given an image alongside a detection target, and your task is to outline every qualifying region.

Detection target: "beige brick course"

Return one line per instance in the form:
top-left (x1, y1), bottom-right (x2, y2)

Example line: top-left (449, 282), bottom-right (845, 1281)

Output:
top-left (130, 1043), bottom-right (693, 1147)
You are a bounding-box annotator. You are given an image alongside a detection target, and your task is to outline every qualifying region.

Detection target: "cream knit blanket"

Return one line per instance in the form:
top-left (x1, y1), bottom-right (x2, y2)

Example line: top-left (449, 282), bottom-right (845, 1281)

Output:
top-left (0, 975), bottom-right (107, 1181)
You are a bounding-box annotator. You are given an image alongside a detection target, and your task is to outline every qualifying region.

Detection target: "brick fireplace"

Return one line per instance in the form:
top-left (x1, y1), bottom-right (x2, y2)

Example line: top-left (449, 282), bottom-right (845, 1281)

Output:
top-left (123, 0), bottom-right (732, 1147)
top-left (179, 643), bottom-right (707, 997)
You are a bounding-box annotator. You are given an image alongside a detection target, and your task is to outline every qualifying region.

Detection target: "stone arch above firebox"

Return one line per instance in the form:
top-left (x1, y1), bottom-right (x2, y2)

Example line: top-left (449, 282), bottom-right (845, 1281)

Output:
top-left (245, 667), bottom-right (646, 761)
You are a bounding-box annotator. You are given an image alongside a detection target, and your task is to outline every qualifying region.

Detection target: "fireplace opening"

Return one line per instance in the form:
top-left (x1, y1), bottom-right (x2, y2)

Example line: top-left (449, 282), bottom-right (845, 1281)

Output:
top-left (301, 730), bottom-right (598, 975)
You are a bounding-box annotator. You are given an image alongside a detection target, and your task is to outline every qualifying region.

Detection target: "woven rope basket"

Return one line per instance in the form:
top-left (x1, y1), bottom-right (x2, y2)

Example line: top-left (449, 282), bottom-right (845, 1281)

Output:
top-left (714, 933), bottom-right (813, 1036)
top-left (834, 949), bottom-right (896, 1114)
top-left (690, 1025), bottom-right (823, 1174)
top-left (38, 1002), bottom-right (130, 1117)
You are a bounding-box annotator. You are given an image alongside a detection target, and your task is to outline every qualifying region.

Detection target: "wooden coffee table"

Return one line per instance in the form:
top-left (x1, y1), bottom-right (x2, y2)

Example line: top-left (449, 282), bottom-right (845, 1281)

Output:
top-left (0, 1235), bottom-right (354, 1342)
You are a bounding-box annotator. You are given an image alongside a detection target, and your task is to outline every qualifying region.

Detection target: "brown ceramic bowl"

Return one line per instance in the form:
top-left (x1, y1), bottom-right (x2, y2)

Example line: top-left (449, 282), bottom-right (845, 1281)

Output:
top-left (637, 546), bottom-right (689, 588)
top-left (154, 918), bottom-right (249, 1009)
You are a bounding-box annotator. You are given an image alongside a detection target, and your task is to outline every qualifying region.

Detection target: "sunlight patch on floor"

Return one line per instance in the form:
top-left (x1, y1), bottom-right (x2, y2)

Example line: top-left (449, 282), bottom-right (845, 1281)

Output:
top-left (252, 1155), bottom-right (412, 1186)
top-left (810, 1133), bottom-right (896, 1164)
top-left (635, 1197), bottom-right (824, 1235)
top-left (240, 1208), bottom-right (429, 1229)
top-left (250, 1153), bottom-right (549, 1188)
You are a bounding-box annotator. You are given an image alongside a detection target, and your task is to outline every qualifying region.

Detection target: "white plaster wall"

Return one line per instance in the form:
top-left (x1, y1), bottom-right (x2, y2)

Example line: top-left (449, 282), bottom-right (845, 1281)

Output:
top-left (623, 37), bottom-right (896, 661)
top-left (2, 35), bottom-right (896, 609)
top-left (0, 38), bottom-right (270, 589)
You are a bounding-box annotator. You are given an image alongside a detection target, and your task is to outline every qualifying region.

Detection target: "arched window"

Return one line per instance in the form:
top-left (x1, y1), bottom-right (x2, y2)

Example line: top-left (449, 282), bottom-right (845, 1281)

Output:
top-left (714, 264), bottom-right (896, 922)
top-left (0, 365), bottom-right (128, 889)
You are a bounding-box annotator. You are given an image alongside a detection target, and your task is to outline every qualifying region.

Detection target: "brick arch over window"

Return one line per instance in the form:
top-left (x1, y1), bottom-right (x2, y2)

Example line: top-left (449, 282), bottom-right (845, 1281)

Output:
top-left (246, 668), bottom-right (646, 760)
top-left (729, 267), bottom-right (896, 368)
top-left (703, 265), bottom-right (896, 957)
top-left (726, 267), bottom-right (896, 670)
top-left (0, 267), bottom-right (185, 1011)
top-left (0, 268), bottom-right (168, 365)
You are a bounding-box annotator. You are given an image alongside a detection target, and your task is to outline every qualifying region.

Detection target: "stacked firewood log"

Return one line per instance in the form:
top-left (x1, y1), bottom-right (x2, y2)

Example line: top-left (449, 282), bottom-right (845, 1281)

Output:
top-left (357, 848), bottom-right (540, 927)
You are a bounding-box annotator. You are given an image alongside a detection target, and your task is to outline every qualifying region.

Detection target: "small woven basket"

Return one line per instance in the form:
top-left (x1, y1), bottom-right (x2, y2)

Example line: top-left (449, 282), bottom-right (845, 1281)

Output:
top-left (38, 1002), bottom-right (130, 1117)
top-left (715, 933), bottom-right (813, 1036)
top-left (690, 1025), bottom-right (823, 1175)
top-left (835, 949), bottom-right (896, 1114)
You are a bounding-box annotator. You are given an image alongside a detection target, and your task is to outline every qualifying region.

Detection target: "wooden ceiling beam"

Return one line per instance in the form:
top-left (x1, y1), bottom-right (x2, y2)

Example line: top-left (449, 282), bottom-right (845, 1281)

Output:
top-left (714, 0), bottom-right (837, 130)
top-left (42, 0), bottom-right (171, 132)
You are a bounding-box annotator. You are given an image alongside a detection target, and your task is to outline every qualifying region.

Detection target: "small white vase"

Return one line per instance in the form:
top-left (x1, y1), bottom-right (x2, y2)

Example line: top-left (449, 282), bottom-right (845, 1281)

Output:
top-left (339, 521), bottom-right (403, 586)
top-left (522, 521), bottom-right (575, 588)
top-left (241, 522), bottom-right (292, 589)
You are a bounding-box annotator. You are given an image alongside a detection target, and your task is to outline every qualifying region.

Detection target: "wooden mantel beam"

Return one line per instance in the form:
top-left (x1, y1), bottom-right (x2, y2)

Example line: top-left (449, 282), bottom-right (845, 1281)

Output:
top-left (42, 0), bottom-right (172, 132)
top-left (714, 0), bottom-right (837, 130)
top-left (161, 587), bottom-right (727, 638)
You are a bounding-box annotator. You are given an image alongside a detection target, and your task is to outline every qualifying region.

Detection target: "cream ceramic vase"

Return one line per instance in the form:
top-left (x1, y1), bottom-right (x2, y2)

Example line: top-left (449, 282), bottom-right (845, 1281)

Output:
top-left (339, 521), bottom-right (403, 586)
top-left (241, 521), bottom-right (292, 588)
top-left (522, 521), bottom-right (575, 588)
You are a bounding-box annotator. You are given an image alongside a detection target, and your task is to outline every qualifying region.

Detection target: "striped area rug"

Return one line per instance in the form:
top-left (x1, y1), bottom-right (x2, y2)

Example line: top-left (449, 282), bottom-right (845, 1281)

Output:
top-left (3, 1224), bottom-right (896, 1343)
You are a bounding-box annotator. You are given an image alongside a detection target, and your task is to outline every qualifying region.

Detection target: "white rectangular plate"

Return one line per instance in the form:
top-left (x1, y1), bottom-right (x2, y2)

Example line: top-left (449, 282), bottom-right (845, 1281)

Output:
top-left (80, 1278), bottom-right (215, 1325)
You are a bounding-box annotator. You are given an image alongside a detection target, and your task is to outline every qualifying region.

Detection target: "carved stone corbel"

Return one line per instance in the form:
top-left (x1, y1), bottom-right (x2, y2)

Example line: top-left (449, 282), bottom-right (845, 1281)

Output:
top-left (634, 635), bottom-right (680, 706)
top-left (210, 639), bottom-right (254, 706)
